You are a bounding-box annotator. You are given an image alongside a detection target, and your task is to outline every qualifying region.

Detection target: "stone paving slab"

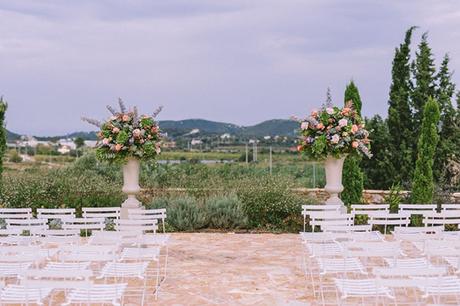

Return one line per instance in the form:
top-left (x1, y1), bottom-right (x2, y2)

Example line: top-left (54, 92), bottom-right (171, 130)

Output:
top-left (156, 233), bottom-right (311, 306)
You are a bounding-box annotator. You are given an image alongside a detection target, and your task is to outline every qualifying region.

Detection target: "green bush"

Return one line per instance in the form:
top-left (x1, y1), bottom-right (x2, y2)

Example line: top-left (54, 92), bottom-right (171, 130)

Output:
top-left (237, 176), bottom-right (303, 231)
top-left (206, 194), bottom-right (248, 229)
top-left (151, 196), bottom-right (207, 231)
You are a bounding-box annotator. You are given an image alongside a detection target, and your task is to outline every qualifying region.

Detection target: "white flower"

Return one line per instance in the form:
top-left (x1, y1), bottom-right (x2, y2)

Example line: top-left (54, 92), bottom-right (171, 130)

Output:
top-left (300, 121), bottom-right (309, 130)
top-left (338, 118), bottom-right (348, 127)
top-left (331, 134), bottom-right (340, 144)
top-left (326, 107), bottom-right (334, 115)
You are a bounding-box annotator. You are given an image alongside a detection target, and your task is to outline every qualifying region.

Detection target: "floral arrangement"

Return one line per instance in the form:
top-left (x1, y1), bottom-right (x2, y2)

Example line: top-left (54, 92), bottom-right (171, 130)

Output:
top-left (295, 101), bottom-right (372, 159)
top-left (82, 99), bottom-right (162, 163)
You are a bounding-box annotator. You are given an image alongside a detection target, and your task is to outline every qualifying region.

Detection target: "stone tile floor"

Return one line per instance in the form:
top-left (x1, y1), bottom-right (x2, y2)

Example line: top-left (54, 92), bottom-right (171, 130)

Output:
top-left (156, 233), bottom-right (310, 306)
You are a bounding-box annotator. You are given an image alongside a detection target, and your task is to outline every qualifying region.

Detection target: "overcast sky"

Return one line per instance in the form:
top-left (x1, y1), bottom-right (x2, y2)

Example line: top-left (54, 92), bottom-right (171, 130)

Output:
top-left (1, 0), bottom-right (459, 135)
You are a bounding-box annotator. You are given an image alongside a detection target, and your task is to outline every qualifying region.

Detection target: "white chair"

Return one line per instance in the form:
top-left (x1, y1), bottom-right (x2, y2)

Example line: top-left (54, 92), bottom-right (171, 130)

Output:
top-left (120, 247), bottom-right (161, 262)
top-left (441, 204), bottom-right (460, 212)
top-left (58, 244), bottom-right (119, 263)
top-left (0, 208), bottom-right (32, 220)
top-left (82, 207), bottom-right (121, 219)
top-left (333, 278), bottom-right (394, 304)
top-left (0, 285), bottom-right (52, 305)
top-left (399, 204), bottom-right (437, 218)
top-left (36, 229), bottom-right (81, 245)
top-left (423, 211), bottom-right (460, 228)
top-left (317, 257), bottom-right (367, 275)
top-left (114, 219), bottom-right (158, 234)
top-left (62, 217), bottom-right (105, 236)
top-left (99, 262), bottom-right (148, 279)
top-left (351, 204), bottom-right (390, 218)
top-left (5, 219), bottom-right (48, 235)
top-left (368, 212), bottom-right (411, 234)
top-left (416, 276), bottom-right (460, 303)
top-left (301, 204), bottom-right (342, 232)
top-left (309, 212), bottom-right (354, 232)
top-left (36, 208), bottom-right (76, 221)
top-left (63, 283), bottom-right (127, 306)
top-left (0, 262), bottom-right (32, 278)
top-left (128, 209), bottom-right (167, 233)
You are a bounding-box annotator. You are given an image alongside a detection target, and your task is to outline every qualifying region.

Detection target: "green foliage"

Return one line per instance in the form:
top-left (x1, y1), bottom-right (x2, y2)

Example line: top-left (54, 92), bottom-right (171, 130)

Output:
top-left (434, 54), bottom-right (459, 185)
top-left (387, 26), bottom-right (416, 186)
top-left (341, 81), bottom-right (364, 204)
top-left (411, 97), bottom-right (440, 203)
top-left (9, 150), bottom-right (22, 163)
top-left (206, 194), bottom-right (248, 229)
top-left (342, 155), bottom-right (363, 205)
top-left (361, 116), bottom-right (395, 189)
top-left (411, 33), bottom-right (437, 139)
top-left (384, 183), bottom-right (403, 213)
top-left (344, 80), bottom-right (362, 116)
top-left (237, 176), bottom-right (303, 231)
top-left (0, 98), bottom-right (7, 187)
top-left (157, 197), bottom-right (207, 231)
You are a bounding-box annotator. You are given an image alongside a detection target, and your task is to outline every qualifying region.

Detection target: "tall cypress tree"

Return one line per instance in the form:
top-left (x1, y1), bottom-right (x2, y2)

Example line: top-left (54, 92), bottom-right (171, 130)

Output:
top-left (0, 97), bottom-right (7, 187)
top-left (342, 81), bottom-right (364, 205)
top-left (434, 54), bottom-right (457, 184)
top-left (411, 32), bottom-right (436, 140)
top-left (387, 26), bottom-right (416, 186)
top-left (361, 115), bottom-right (394, 189)
top-left (411, 97), bottom-right (440, 203)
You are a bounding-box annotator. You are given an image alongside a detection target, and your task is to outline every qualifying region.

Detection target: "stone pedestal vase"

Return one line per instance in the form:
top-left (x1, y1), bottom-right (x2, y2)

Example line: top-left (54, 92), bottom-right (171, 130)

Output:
top-left (121, 158), bottom-right (142, 218)
top-left (324, 155), bottom-right (346, 211)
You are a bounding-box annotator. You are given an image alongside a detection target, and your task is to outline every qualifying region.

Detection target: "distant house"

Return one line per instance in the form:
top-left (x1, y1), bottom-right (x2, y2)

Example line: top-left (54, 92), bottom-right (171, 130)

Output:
top-left (58, 145), bottom-right (71, 155)
top-left (263, 136), bottom-right (271, 140)
top-left (191, 139), bottom-right (203, 146)
top-left (220, 133), bottom-right (231, 140)
top-left (162, 141), bottom-right (176, 148)
top-left (58, 139), bottom-right (76, 150)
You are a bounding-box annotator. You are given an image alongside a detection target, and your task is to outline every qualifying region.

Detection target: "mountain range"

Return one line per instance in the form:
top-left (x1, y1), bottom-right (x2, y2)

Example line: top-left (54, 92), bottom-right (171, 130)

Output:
top-left (7, 119), bottom-right (298, 141)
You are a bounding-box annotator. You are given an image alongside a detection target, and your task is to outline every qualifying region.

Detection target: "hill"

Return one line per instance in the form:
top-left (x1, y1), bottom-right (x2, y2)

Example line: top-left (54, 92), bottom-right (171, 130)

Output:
top-left (6, 118), bottom-right (298, 141)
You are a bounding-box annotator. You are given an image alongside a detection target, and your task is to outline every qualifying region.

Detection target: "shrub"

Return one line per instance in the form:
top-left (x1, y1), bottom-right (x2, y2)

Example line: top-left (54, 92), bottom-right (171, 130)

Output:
top-left (237, 176), bottom-right (303, 231)
top-left (9, 150), bottom-right (22, 163)
top-left (148, 196), bottom-right (207, 231)
top-left (206, 194), bottom-right (248, 229)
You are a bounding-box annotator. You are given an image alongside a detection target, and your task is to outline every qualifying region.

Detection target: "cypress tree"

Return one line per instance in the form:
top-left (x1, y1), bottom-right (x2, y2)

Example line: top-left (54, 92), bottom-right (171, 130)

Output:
top-left (0, 97), bottom-right (7, 187)
top-left (411, 32), bottom-right (436, 140)
top-left (342, 81), bottom-right (364, 205)
top-left (411, 97), bottom-right (440, 203)
top-left (434, 54), bottom-right (457, 184)
top-left (387, 26), bottom-right (416, 186)
top-left (360, 115), bottom-right (394, 189)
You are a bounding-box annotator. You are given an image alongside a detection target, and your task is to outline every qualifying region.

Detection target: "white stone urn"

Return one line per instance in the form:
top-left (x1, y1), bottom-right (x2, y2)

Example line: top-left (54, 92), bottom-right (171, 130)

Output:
top-left (121, 158), bottom-right (142, 218)
top-left (324, 155), bottom-right (347, 210)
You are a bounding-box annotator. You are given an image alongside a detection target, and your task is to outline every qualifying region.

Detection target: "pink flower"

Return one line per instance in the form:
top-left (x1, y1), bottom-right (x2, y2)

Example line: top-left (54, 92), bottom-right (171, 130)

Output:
top-left (133, 129), bottom-right (141, 138)
top-left (114, 144), bottom-right (123, 151)
top-left (341, 107), bottom-right (351, 115)
top-left (351, 124), bottom-right (359, 134)
top-left (151, 126), bottom-right (159, 133)
top-left (300, 122), bottom-right (309, 130)
top-left (338, 118), bottom-right (348, 127)
top-left (122, 115), bottom-right (130, 122)
top-left (326, 107), bottom-right (334, 115)
top-left (352, 141), bottom-right (359, 148)
top-left (112, 127), bottom-right (120, 133)
top-left (102, 138), bottom-right (110, 145)
top-left (331, 134), bottom-right (340, 144)
top-left (297, 145), bottom-right (303, 152)
top-left (317, 123), bottom-right (325, 130)
top-left (311, 109), bottom-right (318, 117)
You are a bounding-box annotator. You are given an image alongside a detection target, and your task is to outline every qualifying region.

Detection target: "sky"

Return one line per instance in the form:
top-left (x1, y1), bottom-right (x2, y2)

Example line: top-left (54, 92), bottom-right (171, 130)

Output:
top-left (1, 0), bottom-right (460, 136)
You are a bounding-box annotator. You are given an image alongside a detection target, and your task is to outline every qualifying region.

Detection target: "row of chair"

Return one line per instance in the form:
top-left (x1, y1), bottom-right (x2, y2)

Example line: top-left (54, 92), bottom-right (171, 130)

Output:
top-left (301, 225), bottom-right (460, 305)
top-left (0, 207), bottom-right (167, 234)
top-left (302, 203), bottom-right (460, 232)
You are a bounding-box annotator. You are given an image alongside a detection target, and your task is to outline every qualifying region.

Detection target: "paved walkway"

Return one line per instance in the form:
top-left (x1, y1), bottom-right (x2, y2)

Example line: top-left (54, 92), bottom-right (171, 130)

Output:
top-left (157, 233), bottom-right (310, 305)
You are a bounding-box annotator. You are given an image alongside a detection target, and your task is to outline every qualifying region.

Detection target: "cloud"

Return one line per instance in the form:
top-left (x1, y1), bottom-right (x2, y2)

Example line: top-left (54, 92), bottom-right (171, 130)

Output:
top-left (0, 0), bottom-right (459, 135)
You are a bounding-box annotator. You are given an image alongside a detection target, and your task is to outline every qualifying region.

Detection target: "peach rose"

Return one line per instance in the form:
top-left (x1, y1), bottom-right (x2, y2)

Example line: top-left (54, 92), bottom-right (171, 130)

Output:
top-left (297, 145), bottom-right (303, 152)
top-left (122, 115), bottom-right (130, 122)
top-left (102, 138), bottom-right (110, 145)
top-left (133, 129), bottom-right (141, 138)
top-left (351, 124), bottom-right (359, 133)
top-left (352, 141), bottom-right (359, 148)
top-left (311, 110), bottom-right (318, 117)
top-left (114, 144), bottom-right (123, 151)
top-left (317, 123), bottom-right (325, 130)
top-left (112, 127), bottom-right (120, 133)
